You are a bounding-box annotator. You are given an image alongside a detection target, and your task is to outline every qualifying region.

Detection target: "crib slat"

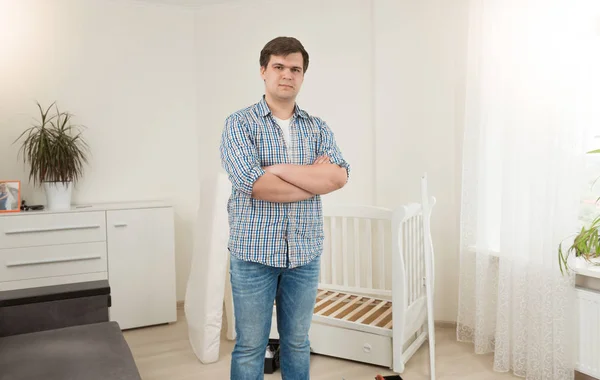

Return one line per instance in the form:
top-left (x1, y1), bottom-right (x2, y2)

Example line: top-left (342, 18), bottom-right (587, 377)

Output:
top-left (321, 219), bottom-right (327, 284)
top-left (410, 216), bottom-right (414, 304)
top-left (354, 218), bottom-right (360, 288)
top-left (383, 319), bottom-right (393, 329)
top-left (356, 300), bottom-right (388, 324)
top-left (342, 298), bottom-right (376, 321)
top-left (314, 292), bottom-right (340, 309)
top-left (315, 293), bottom-right (352, 316)
top-left (370, 305), bottom-right (393, 327)
top-left (365, 219), bottom-right (372, 289)
top-left (331, 217), bottom-right (337, 285)
top-left (406, 221), bottom-right (412, 304)
top-left (400, 223), bottom-right (405, 303)
top-left (419, 214), bottom-right (425, 299)
top-left (329, 295), bottom-right (362, 319)
top-left (377, 220), bottom-right (385, 289)
top-left (412, 217), bottom-right (417, 303)
top-left (411, 216), bottom-right (421, 302)
top-left (316, 289), bottom-right (329, 299)
top-left (418, 216), bottom-right (423, 300)
top-left (342, 217), bottom-right (349, 287)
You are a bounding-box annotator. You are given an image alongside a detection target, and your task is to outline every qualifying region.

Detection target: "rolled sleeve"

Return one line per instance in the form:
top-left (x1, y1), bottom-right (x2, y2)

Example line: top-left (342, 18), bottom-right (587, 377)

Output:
top-left (220, 115), bottom-right (265, 196)
top-left (319, 120), bottom-right (351, 182)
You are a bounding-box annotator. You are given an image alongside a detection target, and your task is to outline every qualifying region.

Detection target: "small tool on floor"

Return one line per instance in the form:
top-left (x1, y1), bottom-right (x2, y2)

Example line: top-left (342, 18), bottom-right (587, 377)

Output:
top-left (374, 375), bottom-right (403, 380)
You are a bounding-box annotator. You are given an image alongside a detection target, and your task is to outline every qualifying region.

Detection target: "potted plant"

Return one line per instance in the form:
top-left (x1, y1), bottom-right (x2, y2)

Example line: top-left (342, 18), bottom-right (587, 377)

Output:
top-left (14, 102), bottom-right (89, 210)
top-left (558, 215), bottom-right (600, 274)
top-left (558, 148), bottom-right (600, 274)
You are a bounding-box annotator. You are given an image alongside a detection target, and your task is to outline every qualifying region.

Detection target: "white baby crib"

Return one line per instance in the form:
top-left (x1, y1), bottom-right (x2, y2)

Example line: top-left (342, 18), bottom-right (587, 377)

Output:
top-left (225, 175), bottom-right (436, 377)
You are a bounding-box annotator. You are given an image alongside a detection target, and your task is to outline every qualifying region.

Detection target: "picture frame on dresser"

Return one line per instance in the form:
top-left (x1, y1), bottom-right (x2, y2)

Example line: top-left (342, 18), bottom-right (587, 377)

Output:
top-left (0, 181), bottom-right (21, 213)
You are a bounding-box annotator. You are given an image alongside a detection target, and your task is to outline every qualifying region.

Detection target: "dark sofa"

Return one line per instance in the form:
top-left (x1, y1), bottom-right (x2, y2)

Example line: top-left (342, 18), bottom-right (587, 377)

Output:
top-left (0, 280), bottom-right (141, 380)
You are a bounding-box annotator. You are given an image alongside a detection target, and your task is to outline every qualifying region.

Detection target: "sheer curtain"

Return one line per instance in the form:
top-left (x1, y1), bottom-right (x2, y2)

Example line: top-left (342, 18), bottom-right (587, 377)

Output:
top-left (456, 0), bottom-right (598, 379)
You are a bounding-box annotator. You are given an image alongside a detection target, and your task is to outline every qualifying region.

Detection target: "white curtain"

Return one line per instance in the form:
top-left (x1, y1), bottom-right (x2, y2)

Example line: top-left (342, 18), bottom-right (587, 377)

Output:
top-left (456, 0), bottom-right (599, 379)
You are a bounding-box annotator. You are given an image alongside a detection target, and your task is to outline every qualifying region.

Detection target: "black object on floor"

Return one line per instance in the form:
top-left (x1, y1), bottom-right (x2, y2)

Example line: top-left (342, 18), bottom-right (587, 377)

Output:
top-left (264, 338), bottom-right (281, 374)
top-left (375, 376), bottom-right (403, 380)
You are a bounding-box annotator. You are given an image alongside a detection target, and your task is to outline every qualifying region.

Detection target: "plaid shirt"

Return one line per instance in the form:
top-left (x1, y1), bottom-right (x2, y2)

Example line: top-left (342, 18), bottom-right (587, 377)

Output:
top-left (220, 96), bottom-right (350, 268)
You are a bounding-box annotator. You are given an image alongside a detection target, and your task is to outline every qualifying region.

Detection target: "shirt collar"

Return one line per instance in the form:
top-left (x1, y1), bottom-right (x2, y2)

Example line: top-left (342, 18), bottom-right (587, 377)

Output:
top-left (256, 95), bottom-right (309, 119)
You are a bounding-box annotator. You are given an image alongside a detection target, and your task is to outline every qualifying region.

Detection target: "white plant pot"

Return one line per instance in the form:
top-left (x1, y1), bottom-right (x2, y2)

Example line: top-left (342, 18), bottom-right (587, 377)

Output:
top-left (590, 257), bottom-right (600, 267)
top-left (43, 181), bottom-right (73, 211)
top-left (572, 257), bottom-right (589, 269)
top-left (571, 256), bottom-right (600, 269)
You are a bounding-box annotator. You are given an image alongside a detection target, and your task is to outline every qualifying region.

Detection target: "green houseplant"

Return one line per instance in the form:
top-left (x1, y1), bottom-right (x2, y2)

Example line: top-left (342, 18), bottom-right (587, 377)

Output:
top-left (558, 149), bottom-right (600, 274)
top-left (14, 102), bottom-right (89, 210)
top-left (558, 215), bottom-right (600, 274)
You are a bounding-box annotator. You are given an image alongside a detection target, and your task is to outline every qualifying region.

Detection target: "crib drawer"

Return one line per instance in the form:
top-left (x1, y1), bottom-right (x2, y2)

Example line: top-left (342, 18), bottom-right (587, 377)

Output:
top-left (0, 212), bottom-right (106, 249)
top-left (0, 242), bottom-right (107, 282)
top-left (309, 321), bottom-right (393, 368)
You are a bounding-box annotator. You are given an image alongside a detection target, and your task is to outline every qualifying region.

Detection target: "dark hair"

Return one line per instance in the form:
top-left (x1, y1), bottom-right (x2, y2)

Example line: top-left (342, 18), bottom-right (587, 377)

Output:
top-left (260, 37), bottom-right (309, 73)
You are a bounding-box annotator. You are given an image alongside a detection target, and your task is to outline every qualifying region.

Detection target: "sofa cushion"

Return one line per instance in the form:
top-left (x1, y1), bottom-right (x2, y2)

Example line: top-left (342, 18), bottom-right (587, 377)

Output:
top-left (0, 280), bottom-right (110, 308)
top-left (0, 321), bottom-right (141, 380)
top-left (0, 280), bottom-right (111, 337)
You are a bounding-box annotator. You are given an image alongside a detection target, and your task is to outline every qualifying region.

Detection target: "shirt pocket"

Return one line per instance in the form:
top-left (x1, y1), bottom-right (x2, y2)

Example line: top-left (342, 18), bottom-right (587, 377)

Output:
top-left (296, 129), bottom-right (319, 165)
top-left (255, 124), bottom-right (286, 166)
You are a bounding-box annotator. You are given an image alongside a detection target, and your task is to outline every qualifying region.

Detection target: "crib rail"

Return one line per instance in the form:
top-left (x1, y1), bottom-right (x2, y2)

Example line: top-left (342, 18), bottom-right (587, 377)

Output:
top-left (319, 202), bottom-right (431, 306)
top-left (400, 207), bottom-right (427, 311)
top-left (320, 205), bottom-right (393, 297)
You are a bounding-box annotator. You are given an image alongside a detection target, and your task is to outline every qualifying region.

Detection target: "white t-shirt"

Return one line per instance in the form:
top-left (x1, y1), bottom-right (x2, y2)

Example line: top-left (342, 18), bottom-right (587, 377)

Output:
top-left (273, 116), bottom-right (291, 148)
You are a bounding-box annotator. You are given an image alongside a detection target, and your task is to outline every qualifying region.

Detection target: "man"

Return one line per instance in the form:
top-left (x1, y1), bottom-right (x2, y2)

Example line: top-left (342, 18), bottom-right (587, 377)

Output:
top-left (220, 36), bottom-right (350, 380)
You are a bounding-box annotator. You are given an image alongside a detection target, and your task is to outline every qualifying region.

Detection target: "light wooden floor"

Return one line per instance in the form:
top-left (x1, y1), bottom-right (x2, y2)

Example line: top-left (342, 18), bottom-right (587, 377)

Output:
top-left (121, 310), bottom-right (546, 380)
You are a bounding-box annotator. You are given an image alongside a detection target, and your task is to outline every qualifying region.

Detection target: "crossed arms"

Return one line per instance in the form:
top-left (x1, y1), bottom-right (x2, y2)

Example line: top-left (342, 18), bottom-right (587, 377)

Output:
top-left (220, 115), bottom-right (349, 203)
top-left (251, 155), bottom-right (348, 203)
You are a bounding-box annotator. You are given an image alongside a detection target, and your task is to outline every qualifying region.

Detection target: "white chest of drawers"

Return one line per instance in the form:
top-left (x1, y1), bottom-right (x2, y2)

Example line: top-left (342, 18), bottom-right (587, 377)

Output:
top-left (0, 201), bottom-right (177, 330)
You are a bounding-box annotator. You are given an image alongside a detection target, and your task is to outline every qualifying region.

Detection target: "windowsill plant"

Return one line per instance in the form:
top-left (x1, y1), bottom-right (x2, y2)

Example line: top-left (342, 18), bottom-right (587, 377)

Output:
top-left (558, 148), bottom-right (600, 274)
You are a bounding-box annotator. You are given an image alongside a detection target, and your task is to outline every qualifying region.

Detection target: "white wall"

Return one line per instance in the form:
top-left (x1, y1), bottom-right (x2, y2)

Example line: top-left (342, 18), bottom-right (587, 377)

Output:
top-left (194, 0), bottom-right (468, 322)
top-left (0, 0), bottom-right (469, 321)
top-left (374, 0), bottom-right (468, 321)
top-left (192, 0), bottom-right (376, 320)
top-left (194, 0), bottom-right (374, 205)
top-left (0, 0), bottom-right (198, 301)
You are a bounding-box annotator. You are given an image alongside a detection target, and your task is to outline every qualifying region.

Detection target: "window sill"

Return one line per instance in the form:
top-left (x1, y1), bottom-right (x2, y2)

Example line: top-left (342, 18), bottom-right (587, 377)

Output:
top-left (575, 266), bottom-right (600, 280)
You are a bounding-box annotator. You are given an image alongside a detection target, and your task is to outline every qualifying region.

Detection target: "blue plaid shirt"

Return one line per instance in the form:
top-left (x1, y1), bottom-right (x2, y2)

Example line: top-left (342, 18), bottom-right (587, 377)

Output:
top-left (220, 96), bottom-right (350, 268)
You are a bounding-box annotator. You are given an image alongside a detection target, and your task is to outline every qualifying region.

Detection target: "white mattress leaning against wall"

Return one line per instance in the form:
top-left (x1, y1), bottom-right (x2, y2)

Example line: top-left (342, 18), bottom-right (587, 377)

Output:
top-left (185, 171), bottom-right (231, 363)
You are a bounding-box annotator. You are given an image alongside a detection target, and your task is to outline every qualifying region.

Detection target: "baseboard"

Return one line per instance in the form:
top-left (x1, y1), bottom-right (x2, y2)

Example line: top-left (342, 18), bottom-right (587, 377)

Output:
top-left (434, 320), bottom-right (457, 329)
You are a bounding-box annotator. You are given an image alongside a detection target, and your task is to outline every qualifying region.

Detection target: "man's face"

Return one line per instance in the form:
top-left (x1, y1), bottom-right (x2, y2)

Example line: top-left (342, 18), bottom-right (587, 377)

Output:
top-left (260, 53), bottom-right (305, 102)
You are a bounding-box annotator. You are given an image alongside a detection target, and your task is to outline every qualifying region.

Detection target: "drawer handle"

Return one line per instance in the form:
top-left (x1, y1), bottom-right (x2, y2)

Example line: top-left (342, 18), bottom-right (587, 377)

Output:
top-left (6, 255), bottom-right (103, 268)
top-left (113, 223), bottom-right (128, 228)
top-left (5, 225), bottom-right (101, 235)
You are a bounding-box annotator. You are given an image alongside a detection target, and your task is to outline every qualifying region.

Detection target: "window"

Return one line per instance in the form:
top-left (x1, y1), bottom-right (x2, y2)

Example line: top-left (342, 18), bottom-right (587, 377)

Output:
top-left (580, 161), bottom-right (600, 225)
top-left (580, 136), bottom-right (600, 226)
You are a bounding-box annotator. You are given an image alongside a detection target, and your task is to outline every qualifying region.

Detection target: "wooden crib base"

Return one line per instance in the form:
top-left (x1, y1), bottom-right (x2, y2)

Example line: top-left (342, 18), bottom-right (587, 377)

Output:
top-left (312, 289), bottom-right (393, 335)
top-left (269, 288), bottom-right (396, 368)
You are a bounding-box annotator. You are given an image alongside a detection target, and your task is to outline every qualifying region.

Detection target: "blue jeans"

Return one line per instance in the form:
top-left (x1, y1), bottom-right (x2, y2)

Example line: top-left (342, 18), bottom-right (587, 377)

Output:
top-left (229, 254), bottom-right (321, 380)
